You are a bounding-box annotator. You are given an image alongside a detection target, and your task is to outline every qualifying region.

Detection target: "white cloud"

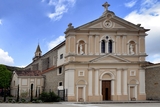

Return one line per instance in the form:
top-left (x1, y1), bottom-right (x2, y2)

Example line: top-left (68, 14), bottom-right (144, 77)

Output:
top-left (48, 35), bottom-right (65, 50)
top-left (141, 0), bottom-right (157, 8)
top-left (124, 0), bottom-right (160, 63)
top-left (41, 0), bottom-right (45, 2)
top-left (47, 0), bottom-right (76, 20)
top-left (17, 65), bottom-right (26, 68)
top-left (152, 58), bottom-right (160, 63)
top-left (150, 53), bottom-right (160, 63)
top-left (153, 54), bottom-right (160, 58)
top-left (0, 49), bottom-right (14, 65)
top-left (0, 19), bottom-right (2, 25)
top-left (124, 0), bottom-right (137, 8)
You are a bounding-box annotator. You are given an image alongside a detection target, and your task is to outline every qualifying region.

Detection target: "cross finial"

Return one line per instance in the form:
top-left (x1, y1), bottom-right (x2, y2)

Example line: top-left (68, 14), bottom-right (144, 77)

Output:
top-left (102, 2), bottom-right (110, 11)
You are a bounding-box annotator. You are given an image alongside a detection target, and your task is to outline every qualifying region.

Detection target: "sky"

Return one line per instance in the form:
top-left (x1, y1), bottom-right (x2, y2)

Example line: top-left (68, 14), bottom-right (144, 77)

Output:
top-left (0, 0), bottom-right (160, 67)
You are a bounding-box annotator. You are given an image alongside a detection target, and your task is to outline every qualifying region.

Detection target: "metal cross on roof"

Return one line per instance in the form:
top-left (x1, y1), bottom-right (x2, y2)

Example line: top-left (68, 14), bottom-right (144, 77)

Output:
top-left (102, 2), bottom-right (110, 11)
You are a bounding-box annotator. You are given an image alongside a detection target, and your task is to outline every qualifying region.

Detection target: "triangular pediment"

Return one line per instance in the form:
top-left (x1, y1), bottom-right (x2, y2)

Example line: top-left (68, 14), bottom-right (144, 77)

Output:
top-left (90, 54), bottom-right (131, 63)
top-left (75, 11), bottom-right (147, 32)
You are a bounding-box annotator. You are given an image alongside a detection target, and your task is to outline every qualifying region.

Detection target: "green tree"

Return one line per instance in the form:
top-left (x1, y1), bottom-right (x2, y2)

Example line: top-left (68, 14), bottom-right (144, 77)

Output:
top-left (0, 64), bottom-right (12, 102)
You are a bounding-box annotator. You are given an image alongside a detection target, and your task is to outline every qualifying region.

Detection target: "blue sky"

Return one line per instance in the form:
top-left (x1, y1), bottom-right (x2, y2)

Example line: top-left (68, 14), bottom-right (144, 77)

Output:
top-left (0, 0), bottom-right (160, 67)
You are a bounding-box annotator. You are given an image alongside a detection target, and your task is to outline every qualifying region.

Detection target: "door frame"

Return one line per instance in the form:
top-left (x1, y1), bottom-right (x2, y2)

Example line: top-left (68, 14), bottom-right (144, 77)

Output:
top-left (76, 85), bottom-right (86, 102)
top-left (102, 80), bottom-right (111, 100)
top-left (128, 85), bottom-right (137, 101)
top-left (100, 71), bottom-right (115, 100)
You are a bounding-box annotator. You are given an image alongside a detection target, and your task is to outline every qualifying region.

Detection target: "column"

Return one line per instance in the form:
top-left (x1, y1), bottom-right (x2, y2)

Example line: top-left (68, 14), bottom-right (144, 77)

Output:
top-left (70, 36), bottom-right (75, 54)
top-left (106, 41), bottom-right (108, 53)
top-left (88, 69), bottom-right (93, 96)
top-left (139, 69), bottom-right (145, 94)
top-left (111, 80), bottom-right (115, 95)
top-left (123, 69), bottom-right (127, 95)
top-left (65, 69), bottom-right (75, 96)
top-left (65, 70), bottom-right (69, 89)
top-left (95, 35), bottom-right (99, 55)
top-left (100, 80), bottom-right (102, 95)
top-left (116, 36), bottom-right (120, 54)
top-left (122, 36), bottom-right (127, 55)
top-left (73, 36), bottom-right (76, 53)
top-left (68, 37), bottom-right (71, 53)
top-left (76, 42), bottom-right (78, 54)
top-left (117, 69), bottom-right (121, 95)
top-left (112, 41), bottom-right (115, 54)
top-left (139, 36), bottom-right (141, 54)
top-left (95, 69), bottom-right (99, 95)
top-left (89, 35), bottom-right (93, 55)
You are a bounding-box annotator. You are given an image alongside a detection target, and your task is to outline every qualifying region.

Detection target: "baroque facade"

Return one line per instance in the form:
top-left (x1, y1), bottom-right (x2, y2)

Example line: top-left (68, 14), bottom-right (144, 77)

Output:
top-left (64, 2), bottom-right (149, 101)
top-left (18, 2), bottom-right (150, 101)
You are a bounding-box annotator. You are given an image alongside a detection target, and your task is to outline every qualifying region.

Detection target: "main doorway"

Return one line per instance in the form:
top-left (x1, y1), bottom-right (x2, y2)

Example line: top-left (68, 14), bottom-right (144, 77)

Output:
top-left (102, 80), bottom-right (111, 100)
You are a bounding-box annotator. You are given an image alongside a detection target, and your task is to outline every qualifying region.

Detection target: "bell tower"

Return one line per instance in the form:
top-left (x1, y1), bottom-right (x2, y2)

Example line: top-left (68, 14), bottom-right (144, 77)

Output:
top-left (33, 44), bottom-right (42, 61)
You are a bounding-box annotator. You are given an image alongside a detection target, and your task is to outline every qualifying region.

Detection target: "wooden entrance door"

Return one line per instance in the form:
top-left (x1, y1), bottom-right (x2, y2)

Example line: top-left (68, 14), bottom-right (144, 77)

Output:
top-left (102, 80), bottom-right (111, 100)
top-left (130, 86), bottom-right (135, 100)
top-left (78, 87), bottom-right (83, 101)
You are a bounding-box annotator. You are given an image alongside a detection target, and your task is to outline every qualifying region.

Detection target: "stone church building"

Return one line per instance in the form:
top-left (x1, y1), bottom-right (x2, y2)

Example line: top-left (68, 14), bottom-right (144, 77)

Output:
top-left (64, 2), bottom-right (149, 101)
top-left (21, 2), bottom-right (149, 102)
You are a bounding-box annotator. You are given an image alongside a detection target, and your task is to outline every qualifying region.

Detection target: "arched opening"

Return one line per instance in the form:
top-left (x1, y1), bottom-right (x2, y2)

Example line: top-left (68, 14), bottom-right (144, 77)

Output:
top-left (128, 79), bottom-right (139, 101)
top-left (129, 41), bottom-right (136, 55)
top-left (77, 40), bottom-right (85, 55)
top-left (76, 80), bottom-right (87, 102)
top-left (108, 40), bottom-right (113, 53)
top-left (101, 40), bottom-right (105, 53)
top-left (102, 74), bottom-right (111, 100)
top-left (13, 81), bottom-right (15, 86)
top-left (100, 71), bottom-right (115, 101)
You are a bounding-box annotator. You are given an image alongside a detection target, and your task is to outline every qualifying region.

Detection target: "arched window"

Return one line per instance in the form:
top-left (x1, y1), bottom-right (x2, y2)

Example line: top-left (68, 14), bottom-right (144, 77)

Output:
top-left (101, 40), bottom-right (105, 53)
top-left (108, 40), bottom-right (112, 53)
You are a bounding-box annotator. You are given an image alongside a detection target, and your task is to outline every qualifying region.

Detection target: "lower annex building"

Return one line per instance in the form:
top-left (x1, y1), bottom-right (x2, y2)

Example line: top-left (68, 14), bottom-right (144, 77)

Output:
top-left (19, 2), bottom-right (150, 102)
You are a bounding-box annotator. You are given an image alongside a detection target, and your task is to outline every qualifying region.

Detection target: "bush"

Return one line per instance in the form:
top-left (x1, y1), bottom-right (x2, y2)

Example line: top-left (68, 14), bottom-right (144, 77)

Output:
top-left (39, 92), bottom-right (60, 102)
top-left (8, 98), bottom-right (12, 103)
top-left (12, 100), bottom-right (16, 103)
top-left (5, 100), bottom-right (9, 103)
top-left (21, 91), bottom-right (28, 98)
top-left (20, 99), bottom-right (26, 103)
top-left (25, 99), bottom-right (29, 103)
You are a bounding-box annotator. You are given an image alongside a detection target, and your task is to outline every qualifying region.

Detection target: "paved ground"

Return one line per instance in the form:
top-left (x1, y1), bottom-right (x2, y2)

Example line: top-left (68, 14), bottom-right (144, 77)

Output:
top-left (0, 103), bottom-right (160, 107)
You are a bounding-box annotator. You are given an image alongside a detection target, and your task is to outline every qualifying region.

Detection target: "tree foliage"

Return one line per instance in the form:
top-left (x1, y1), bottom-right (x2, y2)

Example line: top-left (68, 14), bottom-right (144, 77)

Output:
top-left (0, 64), bottom-right (12, 88)
top-left (39, 92), bottom-right (60, 102)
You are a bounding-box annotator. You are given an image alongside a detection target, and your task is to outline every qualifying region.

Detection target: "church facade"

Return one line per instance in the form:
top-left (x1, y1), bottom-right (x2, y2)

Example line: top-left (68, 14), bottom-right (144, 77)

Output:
top-left (23, 2), bottom-right (149, 102)
top-left (64, 2), bottom-right (149, 101)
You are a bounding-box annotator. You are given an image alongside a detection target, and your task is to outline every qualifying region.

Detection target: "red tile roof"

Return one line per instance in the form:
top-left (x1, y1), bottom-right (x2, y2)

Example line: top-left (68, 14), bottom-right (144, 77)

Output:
top-left (15, 70), bottom-right (42, 76)
top-left (41, 66), bottom-right (55, 74)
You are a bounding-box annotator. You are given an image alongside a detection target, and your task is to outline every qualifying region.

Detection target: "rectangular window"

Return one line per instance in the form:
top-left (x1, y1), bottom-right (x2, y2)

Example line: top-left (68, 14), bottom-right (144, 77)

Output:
top-left (58, 67), bottom-right (62, 75)
top-left (59, 82), bottom-right (63, 86)
top-left (78, 70), bottom-right (85, 76)
top-left (60, 54), bottom-right (63, 59)
top-left (130, 70), bottom-right (136, 76)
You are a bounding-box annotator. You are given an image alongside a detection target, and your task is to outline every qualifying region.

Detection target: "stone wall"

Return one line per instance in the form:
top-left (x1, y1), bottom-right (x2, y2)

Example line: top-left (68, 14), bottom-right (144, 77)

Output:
top-left (42, 66), bottom-right (65, 95)
top-left (25, 49), bottom-right (57, 72)
top-left (145, 65), bottom-right (160, 100)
